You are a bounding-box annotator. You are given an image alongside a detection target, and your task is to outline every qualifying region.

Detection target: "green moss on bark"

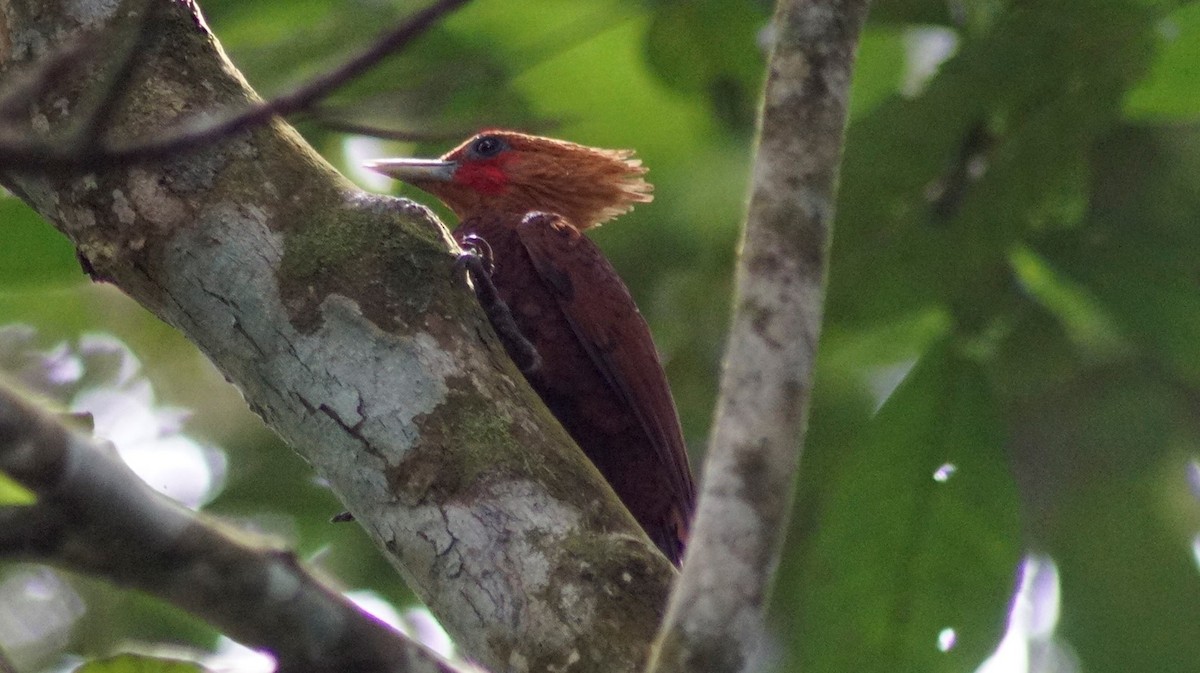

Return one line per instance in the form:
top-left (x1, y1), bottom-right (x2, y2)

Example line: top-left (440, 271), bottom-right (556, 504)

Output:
top-left (277, 197), bottom-right (455, 333)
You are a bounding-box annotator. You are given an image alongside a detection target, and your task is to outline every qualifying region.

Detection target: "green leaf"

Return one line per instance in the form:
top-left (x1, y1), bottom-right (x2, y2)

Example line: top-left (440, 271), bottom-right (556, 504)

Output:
top-left (1124, 3), bottom-right (1200, 121)
top-left (867, 0), bottom-right (980, 26)
top-left (1008, 245), bottom-right (1126, 358)
top-left (793, 342), bottom-right (1021, 673)
top-left (643, 0), bottom-right (768, 130)
top-left (1063, 241), bottom-right (1200, 383)
top-left (0, 472), bottom-right (35, 505)
top-left (1039, 125), bottom-right (1200, 385)
top-left (75, 654), bottom-right (207, 673)
top-left (1002, 371), bottom-right (1200, 673)
top-left (828, 1), bottom-right (1156, 329)
top-left (1055, 482), bottom-right (1200, 673)
top-left (849, 27), bottom-right (907, 120)
top-left (0, 197), bottom-right (82, 290)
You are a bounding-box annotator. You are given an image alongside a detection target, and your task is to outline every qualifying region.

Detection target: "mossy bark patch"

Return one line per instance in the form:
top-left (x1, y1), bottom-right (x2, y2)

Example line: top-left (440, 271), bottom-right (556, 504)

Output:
top-left (278, 197), bottom-right (455, 334)
top-left (388, 385), bottom-right (528, 504)
top-left (391, 367), bottom-right (660, 537)
top-left (523, 533), bottom-right (674, 671)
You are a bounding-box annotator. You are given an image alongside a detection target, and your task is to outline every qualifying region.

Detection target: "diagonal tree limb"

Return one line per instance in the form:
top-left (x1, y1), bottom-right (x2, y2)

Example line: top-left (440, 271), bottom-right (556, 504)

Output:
top-left (646, 0), bottom-right (869, 671)
top-left (0, 383), bottom-right (476, 673)
top-left (0, 1), bottom-right (675, 671)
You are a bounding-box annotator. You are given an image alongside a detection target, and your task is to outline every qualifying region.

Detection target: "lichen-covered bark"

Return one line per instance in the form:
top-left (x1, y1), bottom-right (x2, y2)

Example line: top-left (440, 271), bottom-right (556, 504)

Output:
top-left (0, 385), bottom-right (468, 673)
top-left (646, 0), bottom-right (868, 671)
top-left (0, 1), bottom-right (674, 671)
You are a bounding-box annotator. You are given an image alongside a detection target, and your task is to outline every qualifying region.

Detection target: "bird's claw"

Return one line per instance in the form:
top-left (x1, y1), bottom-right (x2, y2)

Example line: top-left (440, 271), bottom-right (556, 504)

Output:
top-left (453, 235), bottom-right (542, 375)
top-left (455, 234), bottom-right (495, 276)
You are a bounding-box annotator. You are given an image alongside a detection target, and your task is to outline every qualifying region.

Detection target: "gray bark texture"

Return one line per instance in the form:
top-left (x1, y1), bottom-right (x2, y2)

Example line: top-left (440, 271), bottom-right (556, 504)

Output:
top-left (0, 384), bottom-right (475, 673)
top-left (0, 1), bottom-right (674, 671)
top-left (647, 0), bottom-right (868, 671)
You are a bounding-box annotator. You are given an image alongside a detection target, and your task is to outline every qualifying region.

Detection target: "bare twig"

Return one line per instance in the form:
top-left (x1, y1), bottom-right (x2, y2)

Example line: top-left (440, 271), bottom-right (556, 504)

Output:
top-left (302, 112), bottom-right (475, 142)
top-left (0, 384), bottom-right (477, 673)
top-left (0, 646), bottom-right (17, 673)
top-left (305, 110), bottom-right (564, 142)
top-left (646, 0), bottom-right (869, 671)
top-left (0, 0), bottom-right (471, 171)
top-left (0, 39), bottom-right (100, 121)
top-left (68, 0), bottom-right (161, 150)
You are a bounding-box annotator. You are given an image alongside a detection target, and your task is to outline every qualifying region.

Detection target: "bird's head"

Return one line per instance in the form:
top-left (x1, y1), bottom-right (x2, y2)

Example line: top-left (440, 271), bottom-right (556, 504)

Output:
top-left (365, 131), bottom-right (653, 229)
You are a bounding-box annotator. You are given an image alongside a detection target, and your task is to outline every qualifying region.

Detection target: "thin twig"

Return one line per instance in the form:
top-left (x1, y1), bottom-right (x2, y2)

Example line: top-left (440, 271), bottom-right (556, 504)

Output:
top-left (0, 38), bottom-right (100, 121)
top-left (305, 110), bottom-right (563, 141)
top-left (0, 645), bottom-right (18, 673)
top-left (0, 0), bottom-right (472, 171)
top-left (69, 0), bottom-right (162, 150)
top-left (303, 113), bottom-right (475, 142)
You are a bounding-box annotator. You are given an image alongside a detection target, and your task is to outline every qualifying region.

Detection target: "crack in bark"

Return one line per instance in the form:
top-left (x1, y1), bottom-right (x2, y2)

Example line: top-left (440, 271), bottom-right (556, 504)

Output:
top-left (318, 402), bottom-right (368, 444)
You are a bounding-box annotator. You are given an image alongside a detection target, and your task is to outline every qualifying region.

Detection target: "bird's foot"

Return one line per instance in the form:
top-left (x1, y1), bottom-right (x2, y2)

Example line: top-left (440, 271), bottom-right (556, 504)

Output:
top-left (454, 236), bottom-right (543, 374)
top-left (455, 234), bottom-right (495, 275)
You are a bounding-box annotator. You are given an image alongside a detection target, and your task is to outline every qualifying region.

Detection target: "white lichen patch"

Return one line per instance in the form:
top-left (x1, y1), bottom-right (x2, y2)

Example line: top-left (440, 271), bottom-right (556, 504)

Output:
top-left (65, 0), bottom-right (121, 28)
top-left (11, 29), bottom-right (47, 61)
top-left (389, 478), bottom-right (591, 661)
top-left (546, 649), bottom-right (582, 673)
top-left (111, 189), bottom-right (136, 224)
top-left (678, 488), bottom-right (764, 654)
top-left (71, 208), bottom-right (96, 229)
top-left (129, 168), bottom-right (187, 227)
top-left (316, 298), bottom-right (453, 458)
top-left (766, 49), bottom-right (813, 109)
top-left (160, 197), bottom-right (466, 520)
top-left (555, 580), bottom-right (596, 631)
top-left (263, 558), bottom-right (302, 603)
top-left (507, 651), bottom-right (529, 673)
top-left (284, 298), bottom-right (456, 511)
top-left (77, 240), bottom-right (118, 267)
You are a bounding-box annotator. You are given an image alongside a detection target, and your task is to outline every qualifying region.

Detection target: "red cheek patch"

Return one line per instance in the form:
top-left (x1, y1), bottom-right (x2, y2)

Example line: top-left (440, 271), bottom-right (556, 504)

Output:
top-left (455, 160), bottom-right (510, 195)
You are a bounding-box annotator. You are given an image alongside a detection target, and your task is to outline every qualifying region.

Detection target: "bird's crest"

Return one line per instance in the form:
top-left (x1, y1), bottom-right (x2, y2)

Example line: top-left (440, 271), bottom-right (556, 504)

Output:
top-left (443, 131), bottom-right (654, 229)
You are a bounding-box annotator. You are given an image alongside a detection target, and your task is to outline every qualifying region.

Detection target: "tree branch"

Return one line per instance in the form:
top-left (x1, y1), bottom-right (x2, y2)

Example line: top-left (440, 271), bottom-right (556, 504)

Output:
top-left (300, 112), bottom-right (477, 143)
top-left (647, 0), bottom-right (869, 671)
top-left (0, 383), bottom-right (474, 673)
top-left (0, 31), bottom-right (98, 121)
top-left (67, 0), bottom-right (159, 150)
top-left (0, 1), bottom-right (674, 671)
top-left (0, 0), bottom-right (470, 171)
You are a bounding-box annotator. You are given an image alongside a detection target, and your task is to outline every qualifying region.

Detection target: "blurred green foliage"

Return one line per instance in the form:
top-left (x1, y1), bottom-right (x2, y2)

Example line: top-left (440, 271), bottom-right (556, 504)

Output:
top-left (3, 0), bottom-right (1200, 670)
top-left (0, 472), bottom-right (35, 505)
top-left (75, 654), bottom-right (204, 673)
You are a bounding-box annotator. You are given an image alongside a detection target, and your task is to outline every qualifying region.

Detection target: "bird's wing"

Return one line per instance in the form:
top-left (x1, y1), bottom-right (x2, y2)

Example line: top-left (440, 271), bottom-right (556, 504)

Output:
top-left (515, 213), bottom-right (696, 524)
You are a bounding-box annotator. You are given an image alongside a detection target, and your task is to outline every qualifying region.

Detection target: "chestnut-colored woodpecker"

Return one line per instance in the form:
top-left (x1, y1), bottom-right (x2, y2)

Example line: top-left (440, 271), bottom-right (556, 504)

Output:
top-left (367, 132), bottom-right (695, 565)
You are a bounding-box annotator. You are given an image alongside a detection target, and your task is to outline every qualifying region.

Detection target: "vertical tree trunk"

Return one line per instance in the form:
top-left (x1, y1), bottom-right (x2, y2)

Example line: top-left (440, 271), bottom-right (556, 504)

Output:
top-left (648, 0), bottom-right (868, 670)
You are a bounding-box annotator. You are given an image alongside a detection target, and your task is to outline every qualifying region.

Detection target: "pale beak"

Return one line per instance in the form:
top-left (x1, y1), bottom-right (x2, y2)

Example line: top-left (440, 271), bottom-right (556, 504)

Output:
top-left (363, 158), bottom-right (456, 183)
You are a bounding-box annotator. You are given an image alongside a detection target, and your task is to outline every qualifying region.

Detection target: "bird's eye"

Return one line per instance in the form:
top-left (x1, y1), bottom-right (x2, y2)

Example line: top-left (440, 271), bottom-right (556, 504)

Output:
top-left (472, 136), bottom-right (505, 158)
